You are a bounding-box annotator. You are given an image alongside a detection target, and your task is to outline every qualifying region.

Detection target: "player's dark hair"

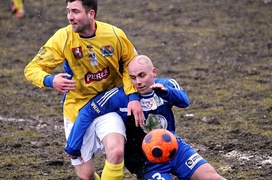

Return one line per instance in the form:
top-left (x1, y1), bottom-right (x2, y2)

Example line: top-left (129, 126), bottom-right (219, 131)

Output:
top-left (66, 0), bottom-right (98, 17)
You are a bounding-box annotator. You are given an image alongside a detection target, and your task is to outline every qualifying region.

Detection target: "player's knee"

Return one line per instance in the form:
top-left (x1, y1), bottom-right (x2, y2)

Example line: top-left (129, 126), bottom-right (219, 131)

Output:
top-left (107, 145), bottom-right (124, 163)
top-left (114, 146), bottom-right (124, 158)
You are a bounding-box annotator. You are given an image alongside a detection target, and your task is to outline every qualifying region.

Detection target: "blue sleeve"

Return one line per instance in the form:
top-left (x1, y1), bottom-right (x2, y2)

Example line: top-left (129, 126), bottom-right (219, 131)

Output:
top-left (64, 87), bottom-right (128, 156)
top-left (155, 78), bottom-right (190, 108)
top-left (128, 92), bottom-right (140, 101)
top-left (43, 75), bottom-right (54, 88)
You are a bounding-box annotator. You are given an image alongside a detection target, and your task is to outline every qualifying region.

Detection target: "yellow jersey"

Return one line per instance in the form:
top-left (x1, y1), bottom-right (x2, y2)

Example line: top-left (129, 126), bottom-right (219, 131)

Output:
top-left (24, 21), bottom-right (138, 122)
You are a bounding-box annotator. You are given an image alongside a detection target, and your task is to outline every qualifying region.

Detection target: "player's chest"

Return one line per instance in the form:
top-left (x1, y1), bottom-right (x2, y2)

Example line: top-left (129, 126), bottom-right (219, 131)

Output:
top-left (67, 39), bottom-right (119, 67)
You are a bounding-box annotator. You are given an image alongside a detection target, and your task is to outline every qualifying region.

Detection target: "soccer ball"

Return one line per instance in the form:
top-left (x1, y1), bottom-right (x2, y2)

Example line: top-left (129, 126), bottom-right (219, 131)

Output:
top-left (142, 129), bottom-right (178, 163)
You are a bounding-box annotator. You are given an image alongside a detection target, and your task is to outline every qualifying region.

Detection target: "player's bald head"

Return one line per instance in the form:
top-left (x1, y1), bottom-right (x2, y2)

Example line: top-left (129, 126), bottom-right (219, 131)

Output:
top-left (128, 55), bottom-right (154, 72)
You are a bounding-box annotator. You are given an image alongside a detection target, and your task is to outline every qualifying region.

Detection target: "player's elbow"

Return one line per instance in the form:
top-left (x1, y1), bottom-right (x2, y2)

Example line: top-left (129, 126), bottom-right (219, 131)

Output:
top-left (179, 97), bottom-right (190, 108)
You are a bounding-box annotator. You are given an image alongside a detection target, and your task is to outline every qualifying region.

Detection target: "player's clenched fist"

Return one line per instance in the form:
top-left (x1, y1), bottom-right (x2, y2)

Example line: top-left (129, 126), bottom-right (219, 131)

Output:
top-left (53, 73), bottom-right (76, 93)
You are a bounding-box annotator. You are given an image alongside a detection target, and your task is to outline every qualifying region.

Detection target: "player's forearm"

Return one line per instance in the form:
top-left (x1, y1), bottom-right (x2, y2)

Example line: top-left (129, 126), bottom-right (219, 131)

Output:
top-left (157, 86), bottom-right (190, 108)
top-left (24, 63), bottom-right (51, 88)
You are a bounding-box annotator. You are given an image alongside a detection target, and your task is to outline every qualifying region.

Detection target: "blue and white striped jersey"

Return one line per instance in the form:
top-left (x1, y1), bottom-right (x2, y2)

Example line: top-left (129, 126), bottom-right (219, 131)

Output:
top-left (65, 78), bottom-right (189, 156)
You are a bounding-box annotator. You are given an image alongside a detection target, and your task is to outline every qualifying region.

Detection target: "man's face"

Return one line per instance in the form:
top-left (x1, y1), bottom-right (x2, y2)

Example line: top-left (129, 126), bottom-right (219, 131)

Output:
top-left (129, 60), bottom-right (156, 95)
top-left (66, 1), bottom-right (92, 35)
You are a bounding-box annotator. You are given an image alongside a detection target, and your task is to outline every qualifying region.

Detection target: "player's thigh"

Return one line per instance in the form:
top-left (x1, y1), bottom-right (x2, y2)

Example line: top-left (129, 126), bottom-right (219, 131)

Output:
top-left (172, 138), bottom-right (207, 179)
top-left (96, 112), bottom-right (126, 143)
top-left (102, 132), bottom-right (125, 150)
top-left (190, 163), bottom-right (220, 180)
top-left (63, 117), bottom-right (74, 140)
top-left (65, 117), bottom-right (100, 165)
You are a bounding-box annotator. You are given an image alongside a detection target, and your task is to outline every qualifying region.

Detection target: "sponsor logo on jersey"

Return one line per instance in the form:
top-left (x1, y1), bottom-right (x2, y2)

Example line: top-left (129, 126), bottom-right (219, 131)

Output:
top-left (100, 45), bottom-right (114, 57)
top-left (84, 67), bottom-right (110, 84)
top-left (72, 46), bottom-right (83, 59)
top-left (185, 153), bottom-right (203, 169)
top-left (91, 102), bottom-right (101, 113)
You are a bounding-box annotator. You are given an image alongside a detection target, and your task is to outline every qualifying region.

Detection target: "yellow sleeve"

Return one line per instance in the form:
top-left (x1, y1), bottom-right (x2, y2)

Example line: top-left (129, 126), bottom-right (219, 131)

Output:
top-left (114, 27), bottom-right (138, 95)
top-left (24, 28), bottom-right (67, 88)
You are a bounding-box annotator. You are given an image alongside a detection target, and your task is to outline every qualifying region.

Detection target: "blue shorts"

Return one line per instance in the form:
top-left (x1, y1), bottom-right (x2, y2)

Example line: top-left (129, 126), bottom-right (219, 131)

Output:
top-left (142, 137), bottom-right (207, 180)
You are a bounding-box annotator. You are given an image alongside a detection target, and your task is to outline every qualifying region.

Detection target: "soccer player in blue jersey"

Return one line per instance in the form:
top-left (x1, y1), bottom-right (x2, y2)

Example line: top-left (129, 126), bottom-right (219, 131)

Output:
top-left (65, 55), bottom-right (226, 179)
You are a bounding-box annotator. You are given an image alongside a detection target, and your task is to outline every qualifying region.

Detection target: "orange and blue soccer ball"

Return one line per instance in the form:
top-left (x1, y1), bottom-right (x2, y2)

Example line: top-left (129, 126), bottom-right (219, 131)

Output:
top-left (142, 129), bottom-right (178, 163)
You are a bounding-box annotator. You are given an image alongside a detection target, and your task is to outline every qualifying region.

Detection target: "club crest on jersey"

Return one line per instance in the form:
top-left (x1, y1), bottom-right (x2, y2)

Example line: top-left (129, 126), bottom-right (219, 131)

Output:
top-left (100, 45), bottom-right (114, 57)
top-left (142, 114), bottom-right (168, 133)
top-left (140, 94), bottom-right (164, 111)
top-left (145, 101), bottom-right (153, 109)
top-left (88, 51), bottom-right (98, 66)
top-left (72, 46), bottom-right (83, 59)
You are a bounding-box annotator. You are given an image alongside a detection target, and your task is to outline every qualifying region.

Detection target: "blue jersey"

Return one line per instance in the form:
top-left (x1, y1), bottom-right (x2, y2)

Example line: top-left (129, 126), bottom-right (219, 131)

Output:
top-left (65, 78), bottom-right (189, 157)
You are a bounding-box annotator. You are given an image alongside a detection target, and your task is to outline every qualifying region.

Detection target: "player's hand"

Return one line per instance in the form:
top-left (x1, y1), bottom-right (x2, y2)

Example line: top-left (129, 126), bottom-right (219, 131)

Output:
top-left (150, 83), bottom-right (167, 92)
top-left (53, 73), bottom-right (76, 93)
top-left (65, 153), bottom-right (84, 163)
top-left (127, 100), bottom-right (145, 127)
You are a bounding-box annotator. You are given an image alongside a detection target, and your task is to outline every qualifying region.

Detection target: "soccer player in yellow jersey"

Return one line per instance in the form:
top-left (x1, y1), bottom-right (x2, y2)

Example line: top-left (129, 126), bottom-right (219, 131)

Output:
top-left (11, 0), bottom-right (25, 19)
top-left (24, 0), bottom-right (145, 179)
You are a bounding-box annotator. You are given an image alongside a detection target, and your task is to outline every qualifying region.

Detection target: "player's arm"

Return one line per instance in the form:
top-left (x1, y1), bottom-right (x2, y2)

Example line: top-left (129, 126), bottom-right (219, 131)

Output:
top-left (24, 29), bottom-right (75, 93)
top-left (152, 78), bottom-right (190, 108)
top-left (117, 30), bottom-right (145, 126)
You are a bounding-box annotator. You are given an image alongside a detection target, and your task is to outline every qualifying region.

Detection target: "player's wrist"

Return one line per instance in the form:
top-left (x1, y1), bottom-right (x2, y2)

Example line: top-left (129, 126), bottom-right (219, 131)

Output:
top-left (64, 146), bottom-right (81, 157)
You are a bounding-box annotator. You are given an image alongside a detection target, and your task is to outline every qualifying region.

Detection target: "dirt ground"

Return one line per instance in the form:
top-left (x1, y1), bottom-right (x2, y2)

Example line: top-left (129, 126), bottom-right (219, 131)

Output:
top-left (0, 0), bottom-right (271, 179)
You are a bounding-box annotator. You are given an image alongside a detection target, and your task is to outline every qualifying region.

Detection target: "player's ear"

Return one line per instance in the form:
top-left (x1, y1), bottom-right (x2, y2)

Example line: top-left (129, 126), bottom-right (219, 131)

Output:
top-left (152, 67), bottom-right (157, 77)
top-left (87, 9), bottom-right (95, 19)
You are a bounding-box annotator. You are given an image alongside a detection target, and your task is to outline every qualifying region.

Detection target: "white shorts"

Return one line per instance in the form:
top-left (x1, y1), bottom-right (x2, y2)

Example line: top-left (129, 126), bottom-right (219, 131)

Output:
top-left (64, 112), bottom-right (126, 166)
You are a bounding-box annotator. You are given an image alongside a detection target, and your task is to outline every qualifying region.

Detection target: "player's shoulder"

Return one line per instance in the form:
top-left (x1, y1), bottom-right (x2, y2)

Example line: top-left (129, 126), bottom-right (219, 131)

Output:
top-left (155, 77), bottom-right (175, 84)
top-left (96, 21), bottom-right (126, 36)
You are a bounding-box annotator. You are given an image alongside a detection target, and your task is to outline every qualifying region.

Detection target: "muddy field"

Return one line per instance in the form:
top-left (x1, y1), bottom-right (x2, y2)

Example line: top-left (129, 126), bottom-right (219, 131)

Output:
top-left (0, 0), bottom-right (271, 179)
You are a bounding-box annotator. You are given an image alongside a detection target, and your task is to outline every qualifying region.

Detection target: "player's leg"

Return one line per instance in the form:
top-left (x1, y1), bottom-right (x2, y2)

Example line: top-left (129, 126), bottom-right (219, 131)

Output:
top-left (11, 0), bottom-right (17, 14)
top-left (103, 132), bottom-right (124, 163)
top-left (11, 0), bottom-right (24, 18)
top-left (96, 112), bottom-right (126, 180)
top-left (12, 0), bottom-right (23, 10)
top-left (64, 117), bottom-right (100, 180)
top-left (190, 163), bottom-right (226, 180)
top-left (74, 159), bottom-right (99, 180)
top-left (168, 137), bottom-right (207, 179)
top-left (171, 137), bottom-right (225, 180)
